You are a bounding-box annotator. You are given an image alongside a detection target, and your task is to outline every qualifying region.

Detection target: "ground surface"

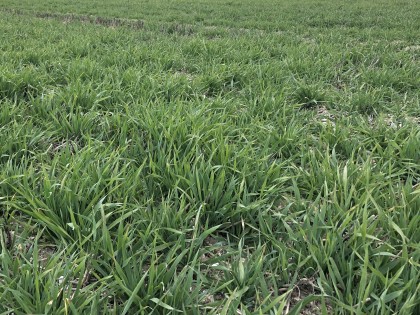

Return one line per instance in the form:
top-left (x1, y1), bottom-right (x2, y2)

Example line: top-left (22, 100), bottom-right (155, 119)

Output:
top-left (0, 0), bottom-right (419, 314)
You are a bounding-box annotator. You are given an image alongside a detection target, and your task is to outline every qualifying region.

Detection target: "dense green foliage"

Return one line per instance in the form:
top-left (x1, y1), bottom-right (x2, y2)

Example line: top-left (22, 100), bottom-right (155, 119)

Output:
top-left (0, 0), bottom-right (419, 314)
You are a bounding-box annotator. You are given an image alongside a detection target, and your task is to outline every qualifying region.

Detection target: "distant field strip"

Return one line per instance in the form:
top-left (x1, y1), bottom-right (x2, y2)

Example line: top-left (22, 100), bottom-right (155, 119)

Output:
top-left (0, 8), bottom-right (147, 29)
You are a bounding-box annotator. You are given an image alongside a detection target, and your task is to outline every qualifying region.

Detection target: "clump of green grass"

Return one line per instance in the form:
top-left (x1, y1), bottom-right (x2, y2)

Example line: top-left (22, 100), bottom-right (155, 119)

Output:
top-left (1, 0), bottom-right (420, 314)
